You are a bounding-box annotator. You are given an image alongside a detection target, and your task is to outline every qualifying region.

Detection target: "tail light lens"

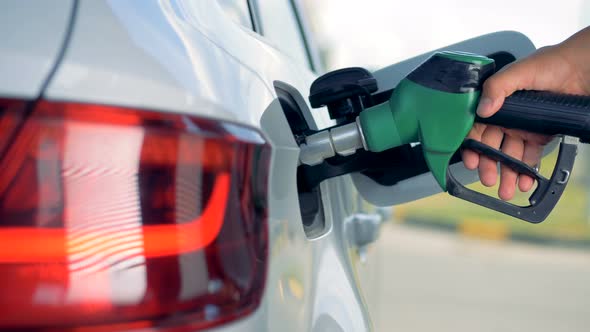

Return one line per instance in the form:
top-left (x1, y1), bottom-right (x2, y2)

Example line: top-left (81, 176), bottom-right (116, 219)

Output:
top-left (0, 99), bottom-right (270, 331)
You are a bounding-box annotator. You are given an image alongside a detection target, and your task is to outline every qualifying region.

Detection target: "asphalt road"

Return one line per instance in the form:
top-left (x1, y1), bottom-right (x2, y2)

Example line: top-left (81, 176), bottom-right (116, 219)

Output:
top-left (363, 223), bottom-right (590, 332)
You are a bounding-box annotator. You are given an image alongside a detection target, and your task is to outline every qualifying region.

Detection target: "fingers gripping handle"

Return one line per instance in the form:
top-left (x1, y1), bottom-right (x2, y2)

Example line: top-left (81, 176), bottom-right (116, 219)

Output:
top-left (448, 138), bottom-right (577, 223)
top-left (456, 90), bottom-right (586, 223)
top-left (476, 91), bottom-right (590, 142)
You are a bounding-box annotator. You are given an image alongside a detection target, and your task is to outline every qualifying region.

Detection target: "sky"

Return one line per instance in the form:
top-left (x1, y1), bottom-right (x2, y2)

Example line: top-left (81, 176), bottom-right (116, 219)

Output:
top-left (304, 0), bottom-right (590, 70)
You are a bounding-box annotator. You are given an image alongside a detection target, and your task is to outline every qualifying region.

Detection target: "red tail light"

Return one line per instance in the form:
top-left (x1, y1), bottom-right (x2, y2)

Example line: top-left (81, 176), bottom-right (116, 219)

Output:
top-left (0, 99), bottom-right (270, 331)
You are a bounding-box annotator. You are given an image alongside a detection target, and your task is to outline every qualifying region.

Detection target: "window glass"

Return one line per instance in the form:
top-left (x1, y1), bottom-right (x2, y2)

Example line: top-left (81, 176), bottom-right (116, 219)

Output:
top-left (258, 0), bottom-right (311, 68)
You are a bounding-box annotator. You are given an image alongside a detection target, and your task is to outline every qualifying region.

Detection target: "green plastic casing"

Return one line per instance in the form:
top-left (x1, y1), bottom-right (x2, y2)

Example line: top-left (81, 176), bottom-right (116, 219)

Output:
top-left (359, 51), bottom-right (494, 190)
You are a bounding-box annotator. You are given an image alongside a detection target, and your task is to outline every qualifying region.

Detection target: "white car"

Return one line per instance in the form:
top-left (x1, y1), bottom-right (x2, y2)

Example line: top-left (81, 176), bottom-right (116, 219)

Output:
top-left (0, 1), bottom-right (537, 331)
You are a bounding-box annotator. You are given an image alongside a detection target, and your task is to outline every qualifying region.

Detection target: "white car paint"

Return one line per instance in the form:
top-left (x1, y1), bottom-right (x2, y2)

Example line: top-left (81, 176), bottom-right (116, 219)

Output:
top-left (45, 0), bottom-right (332, 129)
top-left (0, 0), bottom-right (74, 98)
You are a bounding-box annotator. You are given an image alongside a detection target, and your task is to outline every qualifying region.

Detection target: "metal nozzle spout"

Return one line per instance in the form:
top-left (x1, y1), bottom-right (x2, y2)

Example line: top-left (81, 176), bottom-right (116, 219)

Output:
top-left (299, 119), bottom-right (365, 166)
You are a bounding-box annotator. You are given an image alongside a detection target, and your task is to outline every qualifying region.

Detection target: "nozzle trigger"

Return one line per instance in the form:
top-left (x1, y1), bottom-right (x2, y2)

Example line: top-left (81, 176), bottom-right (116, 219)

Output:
top-left (446, 138), bottom-right (577, 223)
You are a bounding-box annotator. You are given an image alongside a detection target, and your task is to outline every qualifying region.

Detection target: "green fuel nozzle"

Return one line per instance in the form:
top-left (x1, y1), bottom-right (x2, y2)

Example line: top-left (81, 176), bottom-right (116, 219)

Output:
top-left (297, 50), bottom-right (589, 223)
top-left (300, 51), bottom-right (494, 189)
top-left (359, 51), bottom-right (495, 189)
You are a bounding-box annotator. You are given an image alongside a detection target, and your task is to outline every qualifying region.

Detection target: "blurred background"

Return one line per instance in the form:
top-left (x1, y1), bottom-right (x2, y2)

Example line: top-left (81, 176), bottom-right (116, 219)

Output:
top-left (302, 1), bottom-right (590, 331)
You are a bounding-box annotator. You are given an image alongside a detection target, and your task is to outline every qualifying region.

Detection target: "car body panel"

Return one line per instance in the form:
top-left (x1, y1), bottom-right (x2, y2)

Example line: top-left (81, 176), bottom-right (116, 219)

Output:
top-left (44, 0), bottom-right (333, 129)
top-left (257, 98), bottom-right (371, 332)
top-left (43, 1), bottom-right (368, 331)
top-left (0, 0), bottom-right (74, 99)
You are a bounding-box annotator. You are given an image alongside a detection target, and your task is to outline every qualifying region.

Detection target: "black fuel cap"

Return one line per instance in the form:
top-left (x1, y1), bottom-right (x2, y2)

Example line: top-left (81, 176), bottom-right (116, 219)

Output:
top-left (309, 67), bottom-right (378, 120)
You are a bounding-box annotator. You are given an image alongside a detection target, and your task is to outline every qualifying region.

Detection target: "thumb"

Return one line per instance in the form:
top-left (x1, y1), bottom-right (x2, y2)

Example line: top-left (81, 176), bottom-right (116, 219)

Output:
top-left (476, 60), bottom-right (535, 118)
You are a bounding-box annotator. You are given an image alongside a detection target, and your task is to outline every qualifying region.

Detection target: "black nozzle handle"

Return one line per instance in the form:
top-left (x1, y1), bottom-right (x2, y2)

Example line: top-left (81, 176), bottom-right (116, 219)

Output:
top-left (449, 138), bottom-right (577, 223)
top-left (476, 90), bottom-right (590, 142)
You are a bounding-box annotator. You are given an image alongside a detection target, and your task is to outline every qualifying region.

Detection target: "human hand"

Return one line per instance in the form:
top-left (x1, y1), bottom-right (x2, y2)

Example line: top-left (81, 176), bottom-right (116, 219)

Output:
top-left (462, 27), bottom-right (590, 201)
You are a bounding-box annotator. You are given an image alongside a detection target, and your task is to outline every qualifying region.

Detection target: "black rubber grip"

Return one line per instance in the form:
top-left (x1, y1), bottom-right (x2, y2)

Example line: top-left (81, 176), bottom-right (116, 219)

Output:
top-left (476, 90), bottom-right (590, 142)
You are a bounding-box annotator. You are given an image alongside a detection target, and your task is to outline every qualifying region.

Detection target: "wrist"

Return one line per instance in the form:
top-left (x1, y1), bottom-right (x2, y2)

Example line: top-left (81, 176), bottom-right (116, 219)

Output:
top-left (559, 27), bottom-right (590, 69)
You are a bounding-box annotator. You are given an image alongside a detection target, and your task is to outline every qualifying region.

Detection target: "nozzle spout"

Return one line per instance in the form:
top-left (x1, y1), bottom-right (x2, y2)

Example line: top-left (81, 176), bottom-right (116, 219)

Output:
top-left (299, 120), bottom-right (366, 166)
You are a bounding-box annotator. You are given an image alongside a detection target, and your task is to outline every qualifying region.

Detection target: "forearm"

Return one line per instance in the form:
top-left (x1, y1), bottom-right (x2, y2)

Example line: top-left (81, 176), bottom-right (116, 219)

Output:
top-left (561, 26), bottom-right (590, 94)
